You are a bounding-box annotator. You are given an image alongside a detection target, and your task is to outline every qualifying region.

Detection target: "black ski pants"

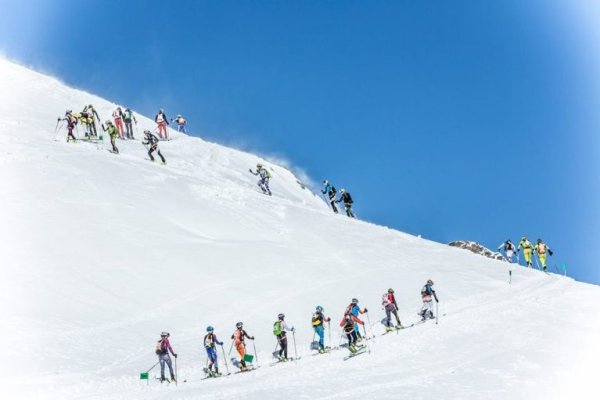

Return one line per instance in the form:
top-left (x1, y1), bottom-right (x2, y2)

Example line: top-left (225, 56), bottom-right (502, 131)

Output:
top-left (277, 334), bottom-right (288, 358)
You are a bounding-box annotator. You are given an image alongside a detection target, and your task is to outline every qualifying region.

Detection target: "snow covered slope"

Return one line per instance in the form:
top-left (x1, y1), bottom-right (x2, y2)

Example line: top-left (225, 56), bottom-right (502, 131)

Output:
top-left (1, 58), bottom-right (598, 400)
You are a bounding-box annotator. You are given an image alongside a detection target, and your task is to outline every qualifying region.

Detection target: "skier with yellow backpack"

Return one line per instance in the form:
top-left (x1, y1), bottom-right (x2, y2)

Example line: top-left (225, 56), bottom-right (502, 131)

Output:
top-left (534, 239), bottom-right (554, 272)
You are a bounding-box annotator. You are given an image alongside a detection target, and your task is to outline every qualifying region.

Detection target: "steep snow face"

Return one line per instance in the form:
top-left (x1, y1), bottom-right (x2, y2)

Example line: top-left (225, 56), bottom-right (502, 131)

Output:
top-left (1, 58), bottom-right (599, 400)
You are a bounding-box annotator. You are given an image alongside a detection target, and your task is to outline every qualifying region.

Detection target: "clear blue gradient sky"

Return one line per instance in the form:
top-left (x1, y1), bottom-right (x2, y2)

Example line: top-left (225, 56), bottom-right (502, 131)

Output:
top-left (1, 1), bottom-right (597, 284)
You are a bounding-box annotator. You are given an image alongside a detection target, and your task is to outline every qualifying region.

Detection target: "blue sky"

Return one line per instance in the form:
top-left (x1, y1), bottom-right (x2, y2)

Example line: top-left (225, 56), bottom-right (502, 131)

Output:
top-left (1, 1), bottom-right (597, 284)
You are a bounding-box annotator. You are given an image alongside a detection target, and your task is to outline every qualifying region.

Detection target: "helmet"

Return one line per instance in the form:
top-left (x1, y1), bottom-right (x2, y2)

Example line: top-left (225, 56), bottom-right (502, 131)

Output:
top-left (427, 279), bottom-right (434, 285)
top-left (388, 288), bottom-right (394, 293)
top-left (105, 120), bottom-right (111, 125)
top-left (340, 188), bottom-right (346, 193)
top-left (177, 114), bottom-right (182, 118)
top-left (89, 104), bottom-right (93, 108)
top-left (278, 313), bottom-right (285, 320)
top-left (351, 298), bottom-right (358, 304)
top-left (323, 180), bottom-right (329, 186)
top-left (257, 163), bottom-right (263, 168)
top-left (206, 326), bottom-right (214, 333)
top-left (521, 236), bottom-right (527, 241)
top-left (160, 108), bottom-right (164, 113)
top-left (507, 239), bottom-right (512, 243)
top-left (144, 130), bottom-right (151, 134)
top-left (65, 110), bottom-right (72, 115)
top-left (236, 322), bottom-right (243, 328)
top-left (160, 331), bottom-right (169, 337)
top-left (316, 305), bottom-right (323, 312)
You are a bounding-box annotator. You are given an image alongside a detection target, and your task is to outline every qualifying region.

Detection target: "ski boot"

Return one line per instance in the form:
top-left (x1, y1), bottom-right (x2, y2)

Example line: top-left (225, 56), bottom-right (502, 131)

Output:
top-left (396, 323), bottom-right (404, 329)
top-left (171, 375), bottom-right (177, 383)
top-left (318, 347), bottom-right (326, 354)
top-left (349, 345), bottom-right (357, 354)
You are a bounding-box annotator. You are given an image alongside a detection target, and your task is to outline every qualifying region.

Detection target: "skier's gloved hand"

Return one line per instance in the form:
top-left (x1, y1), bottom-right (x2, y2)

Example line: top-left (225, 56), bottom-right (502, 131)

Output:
top-left (173, 354), bottom-right (178, 358)
top-left (291, 327), bottom-right (295, 332)
top-left (549, 250), bottom-right (554, 256)
top-left (363, 308), bottom-right (368, 313)
top-left (251, 336), bottom-right (255, 340)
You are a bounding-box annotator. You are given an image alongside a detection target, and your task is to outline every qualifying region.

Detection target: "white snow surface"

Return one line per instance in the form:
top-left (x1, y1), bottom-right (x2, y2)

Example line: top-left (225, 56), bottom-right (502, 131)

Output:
top-left (0, 58), bottom-right (598, 400)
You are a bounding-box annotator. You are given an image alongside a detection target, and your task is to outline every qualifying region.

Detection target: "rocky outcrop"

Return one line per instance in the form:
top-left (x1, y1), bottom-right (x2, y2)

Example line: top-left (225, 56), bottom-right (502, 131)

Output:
top-left (448, 241), bottom-right (504, 261)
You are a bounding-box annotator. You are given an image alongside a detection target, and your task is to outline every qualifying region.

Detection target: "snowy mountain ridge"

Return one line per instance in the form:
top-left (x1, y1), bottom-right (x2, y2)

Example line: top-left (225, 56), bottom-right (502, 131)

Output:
top-left (1, 58), bottom-right (599, 400)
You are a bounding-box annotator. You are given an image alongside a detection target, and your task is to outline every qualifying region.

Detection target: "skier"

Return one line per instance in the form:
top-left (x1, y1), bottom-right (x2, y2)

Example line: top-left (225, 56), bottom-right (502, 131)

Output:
top-left (142, 130), bottom-right (166, 164)
top-left (82, 104), bottom-right (100, 137)
top-left (273, 313), bottom-right (295, 361)
top-left (249, 163), bottom-right (272, 195)
top-left (155, 108), bottom-right (169, 140)
top-left (231, 322), bottom-right (254, 371)
top-left (172, 114), bottom-right (186, 133)
top-left (382, 288), bottom-right (403, 331)
top-left (112, 107), bottom-right (125, 139)
top-left (155, 332), bottom-right (177, 382)
top-left (311, 305), bottom-right (331, 353)
top-left (102, 120), bottom-right (119, 154)
top-left (534, 238), bottom-right (553, 272)
top-left (517, 237), bottom-right (534, 268)
top-left (345, 298), bottom-right (367, 340)
top-left (204, 326), bottom-right (223, 377)
top-left (419, 279), bottom-right (438, 321)
top-left (123, 108), bottom-right (137, 139)
top-left (61, 111), bottom-right (78, 142)
top-left (321, 180), bottom-right (338, 213)
top-left (340, 313), bottom-right (364, 353)
top-left (498, 239), bottom-right (516, 263)
top-left (335, 188), bottom-right (355, 218)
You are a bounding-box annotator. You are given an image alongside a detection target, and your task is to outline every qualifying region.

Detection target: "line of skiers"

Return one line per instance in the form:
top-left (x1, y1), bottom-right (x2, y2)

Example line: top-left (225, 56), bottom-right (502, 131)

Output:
top-left (321, 180), bottom-right (355, 218)
top-left (498, 237), bottom-right (554, 272)
top-left (153, 280), bottom-right (439, 381)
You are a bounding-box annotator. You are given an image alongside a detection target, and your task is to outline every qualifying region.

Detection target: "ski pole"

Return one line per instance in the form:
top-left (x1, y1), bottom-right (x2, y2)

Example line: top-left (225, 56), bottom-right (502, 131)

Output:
top-left (509, 270), bottom-right (512, 284)
top-left (252, 338), bottom-right (258, 365)
top-left (220, 344), bottom-right (230, 375)
top-left (361, 325), bottom-right (371, 353)
top-left (365, 311), bottom-right (372, 339)
top-left (292, 330), bottom-right (298, 360)
top-left (311, 330), bottom-right (315, 350)
top-left (227, 340), bottom-right (234, 358)
top-left (146, 361), bottom-right (159, 372)
top-left (327, 321), bottom-right (332, 349)
top-left (436, 302), bottom-right (439, 325)
top-left (174, 356), bottom-right (178, 386)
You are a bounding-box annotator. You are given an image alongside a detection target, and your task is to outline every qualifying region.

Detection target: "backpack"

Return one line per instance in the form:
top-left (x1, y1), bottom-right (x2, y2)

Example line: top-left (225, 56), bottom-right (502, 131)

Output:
top-left (538, 243), bottom-right (546, 254)
top-left (381, 294), bottom-right (390, 307)
top-left (204, 334), bottom-right (214, 348)
top-left (155, 339), bottom-right (165, 354)
top-left (273, 320), bottom-right (282, 336)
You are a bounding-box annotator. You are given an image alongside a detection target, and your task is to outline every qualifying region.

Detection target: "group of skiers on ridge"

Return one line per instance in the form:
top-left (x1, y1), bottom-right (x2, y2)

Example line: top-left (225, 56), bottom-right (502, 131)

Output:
top-left (321, 180), bottom-right (355, 218)
top-left (498, 237), bottom-right (554, 272)
top-left (153, 280), bottom-right (439, 381)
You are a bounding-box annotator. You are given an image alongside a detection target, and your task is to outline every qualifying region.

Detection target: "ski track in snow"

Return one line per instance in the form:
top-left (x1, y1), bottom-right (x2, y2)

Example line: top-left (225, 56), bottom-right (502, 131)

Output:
top-left (1, 58), bottom-right (599, 400)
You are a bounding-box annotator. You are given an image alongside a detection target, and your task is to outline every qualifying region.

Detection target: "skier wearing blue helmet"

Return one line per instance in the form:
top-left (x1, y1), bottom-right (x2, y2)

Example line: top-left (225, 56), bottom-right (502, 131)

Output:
top-left (204, 326), bottom-right (224, 377)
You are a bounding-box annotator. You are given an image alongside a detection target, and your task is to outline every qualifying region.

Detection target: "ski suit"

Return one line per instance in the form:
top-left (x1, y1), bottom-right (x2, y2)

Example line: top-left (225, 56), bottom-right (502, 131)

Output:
top-left (346, 304), bottom-right (366, 338)
top-left (518, 239), bottom-right (534, 267)
top-left (274, 320), bottom-right (293, 360)
top-left (420, 284), bottom-right (438, 320)
top-left (77, 112), bottom-right (91, 136)
top-left (142, 132), bottom-right (166, 163)
top-left (123, 109), bottom-right (137, 139)
top-left (112, 108), bottom-right (125, 139)
top-left (231, 328), bottom-right (253, 369)
top-left (534, 241), bottom-right (552, 271)
top-left (340, 315), bottom-right (363, 352)
top-left (251, 167), bottom-right (272, 195)
top-left (83, 105), bottom-right (100, 137)
top-left (321, 184), bottom-right (338, 213)
top-left (63, 114), bottom-right (77, 142)
top-left (103, 123), bottom-right (119, 153)
top-left (204, 333), bottom-right (223, 373)
top-left (155, 111), bottom-right (169, 140)
top-left (336, 192), bottom-right (355, 217)
top-left (311, 311), bottom-right (330, 351)
top-left (382, 292), bottom-right (402, 328)
top-left (155, 337), bottom-right (177, 380)
top-left (173, 116), bottom-right (186, 133)
top-left (498, 241), bottom-right (516, 262)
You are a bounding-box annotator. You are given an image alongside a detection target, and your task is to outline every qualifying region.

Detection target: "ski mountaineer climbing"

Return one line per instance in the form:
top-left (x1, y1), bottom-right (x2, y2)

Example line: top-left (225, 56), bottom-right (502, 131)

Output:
top-left (155, 108), bottom-right (169, 140)
top-left (340, 314), bottom-right (364, 354)
top-left (231, 322), bottom-right (254, 371)
top-left (419, 280), bottom-right (438, 321)
top-left (345, 298), bottom-right (367, 340)
top-left (102, 120), bottom-right (119, 154)
top-left (321, 180), bottom-right (338, 213)
top-left (172, 114), bottom-right (186, 133)
top-left (82, 104), bottom-right (100, 137)
top-left (498, 239), bottom-right (516, 263)
top-left (112, 107), bottom-right (125, 139)
top-left (534, 238), bottom-right (553, 272)
top-left (204, 326), bottom-right (223, 377)
top-left (273, 313), bottom-right (295, 361)
top-left (311, 306), bottom-right (331, 353)
top-left (517, 237), bottom-right (534, 268)
top-left (335, 188), bottom-right (355, 218)
top-left (61, 111), bottom-right (77, 142)
top-left (382, 288), bottom-right (403, 331)
top-left (249, 163), bottom-right (272, 195)
top-left (123, 108), bottom-right (137, 139)
top-left (155, 332), bottom-right (177, 383)
top-left (142, 130), bottom-right (166, 164)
